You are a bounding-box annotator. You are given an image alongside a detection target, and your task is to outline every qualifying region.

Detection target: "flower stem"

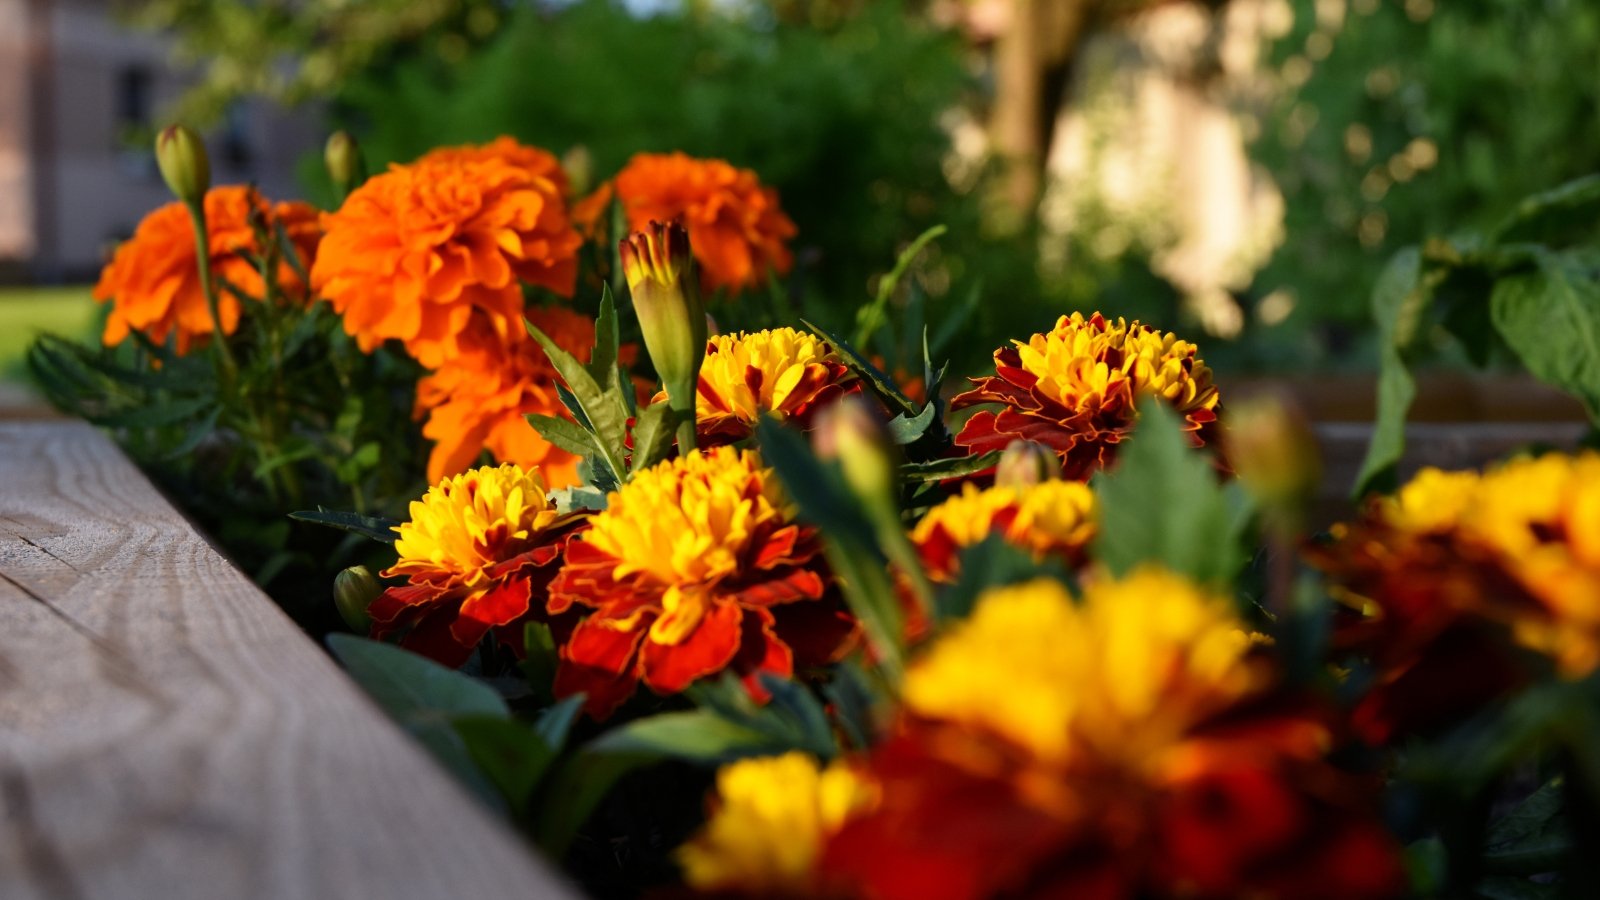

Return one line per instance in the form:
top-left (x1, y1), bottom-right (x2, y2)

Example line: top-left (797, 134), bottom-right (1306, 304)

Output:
top-left (184, 200), bottom-right (237, 377)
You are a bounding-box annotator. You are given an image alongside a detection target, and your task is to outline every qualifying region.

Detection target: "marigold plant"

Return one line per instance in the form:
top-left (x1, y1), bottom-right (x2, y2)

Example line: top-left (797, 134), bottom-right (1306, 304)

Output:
top-left (821, 573), bottom-right (1403, 900)
top-left (595, 151), bottom-right (797, 293)
top-left (310, 138), bottom-right (582, 367)
top-left (911, 479), bottom-right (1098, 582)
top-left (670, 326), bottom-right (859, 445)
top-left (952, 312), bottom-right (1221, 479)
top-left (415, 306), bottom-right (622, 487)
top-left (677, 752), bottom-right (875, 898)
top-left (548, 447), bottom-right (856, 719)
top-left (370, 463), bottom-right (580, 666)
top-left (1313, 453), bottom-right (1600, 742)
top-left (93, 185), bottom-right (321, 355)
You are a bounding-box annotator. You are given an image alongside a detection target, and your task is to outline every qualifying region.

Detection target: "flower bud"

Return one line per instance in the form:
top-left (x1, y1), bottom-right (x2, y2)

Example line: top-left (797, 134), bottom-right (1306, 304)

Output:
top-left (622, 220), bottom-right (707, 417)
top-left (155, 124), bottom-right (210, 205)
top-left (332, 565), bottom-right (380, 632)
top-left (1225, 394), bottom-right (1323, 526)
top-left (561, 144), bottom-right (594, 197)
top-left (814, 396), bottom-right (898, 516)
top-left (324, 130), bottom-right (367, 198)
top-left (994, 440), bottom-right (1057, 489)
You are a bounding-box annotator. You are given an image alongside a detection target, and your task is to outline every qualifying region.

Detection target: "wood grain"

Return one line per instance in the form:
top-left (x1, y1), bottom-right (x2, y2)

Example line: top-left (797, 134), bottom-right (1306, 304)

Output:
top-left (0, 421), bottom-right (576, 900)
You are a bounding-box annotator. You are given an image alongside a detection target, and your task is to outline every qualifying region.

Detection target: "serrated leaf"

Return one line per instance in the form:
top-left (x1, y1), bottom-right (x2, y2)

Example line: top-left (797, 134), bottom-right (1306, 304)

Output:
top-left (900, 451), bottom-right (1001, 483)
top-left (1093, 401), bottom-right (1241, 587)
top-left (887, 401), bottom-right (938, 445)
top-left (1355, 247), bottom-right (1429, 497)
top-left (289, 508), bottom-right (401, 544)
top-left (588, 285), bottom-right (621, 395)
top-left (801, 318), bottom-right (920, 418)
top-left (629, 401), bottom-right (681, 474)
top-left (525, 412), bottom-right (606, 463)
top-left (1491, 250), bottom-right (1600, 422)
top-left (526, 317), bottom-right (631, 483)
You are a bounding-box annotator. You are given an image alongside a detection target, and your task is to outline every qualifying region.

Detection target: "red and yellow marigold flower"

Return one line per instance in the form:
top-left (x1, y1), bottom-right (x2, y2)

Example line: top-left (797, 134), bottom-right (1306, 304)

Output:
top-left (549, 447), bottom-right (856, 719)
top-left (592, 152), bottom-right (796, 294)
top-left (1313, 453), bottom-right (1600, 743)
top-left (93, 185), bottom-right (321, 355)
top-left (370, 463), bottom-right (581, 667)
top-left (662, 327), bottom-right (858, 445)
top-left (911, 479), bottom-right (1098, 582)
top-left (952, 312), bottom-right (1221, 480)
top-left (414, 306), bottom-right (626, 488)
top-left (821, 573), bottom-right (1403, 900)
top-left (310, 139), bottom-right (582, 368)
top-left (677, 752), bottom-right (876, 898)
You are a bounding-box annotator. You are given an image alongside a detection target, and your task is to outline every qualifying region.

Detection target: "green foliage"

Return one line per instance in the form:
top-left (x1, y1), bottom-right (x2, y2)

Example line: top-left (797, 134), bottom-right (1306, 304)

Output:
top-left (1251, 0), bottom-right (1600, 359)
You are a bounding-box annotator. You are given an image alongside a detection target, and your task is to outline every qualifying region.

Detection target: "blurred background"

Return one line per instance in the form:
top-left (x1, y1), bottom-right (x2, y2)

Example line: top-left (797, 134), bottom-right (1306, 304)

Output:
top-left (2, 0), bottom-right (1597, 382)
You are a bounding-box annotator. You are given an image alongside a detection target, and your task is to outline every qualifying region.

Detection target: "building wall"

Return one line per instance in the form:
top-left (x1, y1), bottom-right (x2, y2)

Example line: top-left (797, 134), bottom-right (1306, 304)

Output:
top-left (3, 0), bottom-right (323, 281)
top-left (0, 0), bottom-right (37, 266)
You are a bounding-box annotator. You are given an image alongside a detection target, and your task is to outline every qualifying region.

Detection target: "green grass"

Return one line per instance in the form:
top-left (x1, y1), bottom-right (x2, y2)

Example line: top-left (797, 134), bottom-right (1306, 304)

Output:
top-left (0, 286), bottom-right (98, 379)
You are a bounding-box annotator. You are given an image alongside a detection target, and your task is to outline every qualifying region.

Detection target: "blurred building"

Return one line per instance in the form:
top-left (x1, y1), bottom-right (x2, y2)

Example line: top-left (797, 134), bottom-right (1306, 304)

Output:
top-left (0, 0), bottom-right (320, 282)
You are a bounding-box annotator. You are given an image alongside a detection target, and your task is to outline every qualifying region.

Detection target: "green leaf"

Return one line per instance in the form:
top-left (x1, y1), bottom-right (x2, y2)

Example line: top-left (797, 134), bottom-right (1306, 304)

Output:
top-left (531, 750), bottom-right (653, 856)
top-left (629, 401), bottom-right (681, 474)
top-left (326, 634), bottom-right (510, 722)
top-left (588, 709), bottom-right (783, 761)
top-left (521, 621), bottom-right (560, 700)
top-left (1355, 247), bottom-right (1429, 497)
top-left (1093, 400), bottom-right (1241, 587)
top-left (936, 534), bottom-right (1064, 622)
top-left (92, 395), bottom-right (219, 428)
top-left (801, 318), bottom-right (920, 418)
top-left (534, 694), bottom-right (587, 750)
top-left (1487, 778), bottom-right (1566, 849)
top-left (551, 484), bottom-right (608, 514)
top-left (588, 285), bottom-right (621, 396)
top-left (526, 317), bottom-right (631, 485)
top-left (1491, 250), bottom-right (1600, 422)
top-left (853, 224), bottom-right (947, 348)
top-left (1473, 877), bottom-right (1563, 900)
top-left (1490, 174), bottom-right (1600, 243)
top-left (886, 400), bottom-right (938, 445)
top-left (288, 508), bottom-right (401, 544)
top-left (451, 716), bottom-right (556, 812)
top-left (525, 413), bottom-right (606, 463)
top-left (900, 451), bottom-right (1001, 483)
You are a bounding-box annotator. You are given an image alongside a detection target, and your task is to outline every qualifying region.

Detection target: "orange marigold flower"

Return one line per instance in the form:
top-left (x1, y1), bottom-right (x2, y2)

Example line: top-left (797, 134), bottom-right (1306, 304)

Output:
top-left (952, 312), bottom-right (1221, 480)
top-left (822, 573), bottom-right (1404, 900)
top-left (418, 135), bottom-right (572, 195)
top-left (548, 447), bottom-right (857, 719)
top-left (370, 463), bottom-right (581, 667)
top-left (658, 327), bottom-right (859, 445)
top-left (911, 480), bottom-right (1098, 582)
top-left (93, 185), bottom-right (321, 355)
top-left (610, 152), bottom-right (796, 294)
top-left (677, 752), bottom-right (876, 898)
top-left (1312, 453), bottom-right (1600, 743)
top-left (310, 140), bottom-right (582, 368)
top-left (415, 307), bottom-right (627, 488)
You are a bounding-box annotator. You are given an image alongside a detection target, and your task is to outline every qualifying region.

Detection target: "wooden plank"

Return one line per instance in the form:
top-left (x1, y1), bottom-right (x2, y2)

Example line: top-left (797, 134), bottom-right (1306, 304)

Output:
top-left (0, 421), bottom-right (575, 900)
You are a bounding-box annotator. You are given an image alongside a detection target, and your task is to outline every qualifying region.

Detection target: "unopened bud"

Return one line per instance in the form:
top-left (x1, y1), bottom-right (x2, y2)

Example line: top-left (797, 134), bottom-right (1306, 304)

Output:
top-left (155, 124), bottom-right (210, 205)
top-left (1225, 394), bottom-right (1322, 527)
top-left (561, 144), bottom-right (594, 197)
top-left (324, 130), bottom-right (367, 198)
top-left (622, 220), bottom-right (706, 418)
top-left (332, 565), bottom-right (380, 632)
top-left (814, 396), bottom-right (898, 514)
top-left (994, 440), bottom-right (1057, 489)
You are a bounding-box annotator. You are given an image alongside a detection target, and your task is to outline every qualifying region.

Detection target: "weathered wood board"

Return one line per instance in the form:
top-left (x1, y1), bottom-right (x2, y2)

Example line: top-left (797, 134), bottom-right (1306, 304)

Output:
top-left (0, 419), bottom-right (576, 900)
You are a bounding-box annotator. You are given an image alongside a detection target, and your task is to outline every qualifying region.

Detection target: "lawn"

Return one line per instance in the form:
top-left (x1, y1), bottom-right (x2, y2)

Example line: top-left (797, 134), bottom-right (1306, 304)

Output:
top-left (0, 286), bottom-right (98, 380)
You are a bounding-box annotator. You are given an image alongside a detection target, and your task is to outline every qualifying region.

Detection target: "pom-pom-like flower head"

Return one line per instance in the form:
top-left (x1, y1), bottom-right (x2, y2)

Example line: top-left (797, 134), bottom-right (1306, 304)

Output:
top-left (685, 326), bottom-right (858, 445)
top-left (953, 312), bottom-right (1221, 479)
top-left (93, 186), bottom-right (321, 355)
top-left (911, 480), bottom-right (1098, 583)
top-left (310, 138), bottom-right (581, 368)
top-left (549, 447), bottom-right (856, 719)
top-left (371, 463), bottom-right (579, 666)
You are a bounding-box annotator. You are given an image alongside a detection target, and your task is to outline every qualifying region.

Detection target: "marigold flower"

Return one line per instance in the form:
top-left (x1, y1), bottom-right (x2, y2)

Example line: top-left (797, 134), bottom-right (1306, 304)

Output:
top-left (310, 140), bottom-right (581, 367)
top-left (669, 326), bottom-right (858, 445)
top-left (1313, 453), bottom-right (1600, 742)
top-left (952, 312), bottom-right (1221, 480)
top-left (911, 480), bottom-right (1098, 583)
top-left (415, 307), bottom-right (615, 488)
top-left (93, 186), bottom-right (321, 355)
top-left (677, 752), bottom-right (875, 898)
top-left (608, 152), bottom-right (796, 294)
top-left (549, 447), bottom-right (856, 719)
top-left (822, 573), bottom-right (1404, 900)
top-left (370, 463), bottom-right (580, 667)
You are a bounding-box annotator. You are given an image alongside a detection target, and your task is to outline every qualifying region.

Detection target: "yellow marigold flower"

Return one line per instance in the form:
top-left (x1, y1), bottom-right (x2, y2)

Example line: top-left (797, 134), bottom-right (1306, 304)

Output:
top-left (659, 326), bottom-right (858, 445)
top-left (953, 312), bottom-right (1221, 479)
top-left (677, 752), bottom-right (875, 897)
top-left (372, 464), bottom-right (575, 666)
top-left (911, 480), bottom-right (1098, 581)
top-left (903, 571), bottom-right (1265, 767)
top-left (550, 447), bottom-right (854, 718)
